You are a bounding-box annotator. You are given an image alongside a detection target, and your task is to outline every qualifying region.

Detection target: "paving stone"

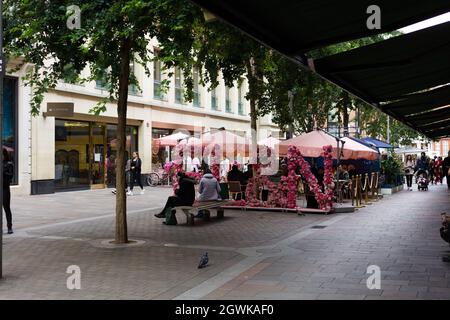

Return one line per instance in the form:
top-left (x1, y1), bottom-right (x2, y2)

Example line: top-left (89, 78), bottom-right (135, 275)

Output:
top-left (3, 183), bottom-right (450, 299)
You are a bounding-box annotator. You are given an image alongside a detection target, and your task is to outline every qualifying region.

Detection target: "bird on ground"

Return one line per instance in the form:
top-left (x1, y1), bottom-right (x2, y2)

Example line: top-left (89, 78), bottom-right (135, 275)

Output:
top-left (198, 252), bottom-right (209, 269)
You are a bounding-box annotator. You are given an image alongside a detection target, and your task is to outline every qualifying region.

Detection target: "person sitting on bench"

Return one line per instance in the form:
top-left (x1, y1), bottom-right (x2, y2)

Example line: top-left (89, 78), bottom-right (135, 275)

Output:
top-left (195, 169), bottom-right (222, 218)
top-left (199, 169), bottom-right (221, 201)
top-left (154, 171), bottom-right (196, 218)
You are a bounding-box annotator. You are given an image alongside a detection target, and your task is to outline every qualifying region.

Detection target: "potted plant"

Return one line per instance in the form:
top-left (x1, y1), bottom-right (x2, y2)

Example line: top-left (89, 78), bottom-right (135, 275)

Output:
top-left (380, 151), bottom-right (404, 194)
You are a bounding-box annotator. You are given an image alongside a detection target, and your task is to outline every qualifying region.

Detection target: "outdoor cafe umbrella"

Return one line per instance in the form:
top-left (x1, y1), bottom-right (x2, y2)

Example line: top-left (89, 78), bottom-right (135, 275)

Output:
top-left (258, 136), bottom-right (280, 149)
top-left (157, 131), bottom-right (190, 147)
top-left (340, 137), bottom-right (380, 160)
top-left (178, 136), bottom-right (202, 158)
top-left (279, 129), bottom-right (353, 159)
top-left (201, 128), bottom-right (251, 157)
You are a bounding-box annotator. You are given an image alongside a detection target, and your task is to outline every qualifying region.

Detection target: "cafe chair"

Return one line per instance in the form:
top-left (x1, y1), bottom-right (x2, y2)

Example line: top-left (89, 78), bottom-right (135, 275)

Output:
top-left (228, 181), bottom-right (244, 200)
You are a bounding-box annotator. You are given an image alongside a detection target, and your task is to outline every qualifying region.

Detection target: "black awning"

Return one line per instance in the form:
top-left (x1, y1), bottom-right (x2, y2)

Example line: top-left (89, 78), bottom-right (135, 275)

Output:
top-left (419, 118), bottom-right (450, 131)
top-left (427, 127), bottom-right (450, 138)
top-left (313, 22), bottom-right (450, 103)
top-left (192, 0), bottom-right (450, 54)
top-left (191, 0), bottom-right (450, 137)
top-left (381, 84), bottom-right (450, 117)
top-left (404, 106), bottom-right (450, 125)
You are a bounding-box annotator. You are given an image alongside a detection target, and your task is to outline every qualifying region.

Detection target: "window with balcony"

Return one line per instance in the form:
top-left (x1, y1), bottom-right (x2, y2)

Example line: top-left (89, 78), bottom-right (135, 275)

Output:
top-left (225, 86), bottom-right (232, 113)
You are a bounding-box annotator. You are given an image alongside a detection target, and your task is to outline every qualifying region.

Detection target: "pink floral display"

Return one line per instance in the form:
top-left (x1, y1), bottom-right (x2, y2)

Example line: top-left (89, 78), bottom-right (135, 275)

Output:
top-left (286, 145), bottom-right (334, 210)
top-left (237, 145), bottom-right (334, 211)
top-left (185, 171), bottom-right (202, 183)
top-left (166, 144), bottom-right (185, 193)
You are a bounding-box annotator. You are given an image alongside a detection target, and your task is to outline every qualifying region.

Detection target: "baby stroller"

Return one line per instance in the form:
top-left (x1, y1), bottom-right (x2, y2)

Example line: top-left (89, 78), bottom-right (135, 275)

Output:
top-left (416, 169), bottom-right (429, 191)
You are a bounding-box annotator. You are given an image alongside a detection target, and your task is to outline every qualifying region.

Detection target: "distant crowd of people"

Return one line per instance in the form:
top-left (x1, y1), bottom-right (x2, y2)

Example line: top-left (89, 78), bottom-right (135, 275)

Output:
top-left (404, 151), bottom-right (450, 191)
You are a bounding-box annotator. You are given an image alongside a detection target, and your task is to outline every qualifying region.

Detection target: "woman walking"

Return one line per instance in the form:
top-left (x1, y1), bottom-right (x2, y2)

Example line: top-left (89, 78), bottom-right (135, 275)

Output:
top-left (404, 154), bottom-right (415, 191)
top-left (128, 151), bottom-right (144, 196)
top-left (3, 148), bottom-right (14, 234)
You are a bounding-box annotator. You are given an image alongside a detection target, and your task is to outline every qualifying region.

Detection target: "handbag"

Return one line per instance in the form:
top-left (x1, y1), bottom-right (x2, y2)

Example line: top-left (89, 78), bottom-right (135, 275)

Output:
top-left (165, 207), bottom-right (178, 225)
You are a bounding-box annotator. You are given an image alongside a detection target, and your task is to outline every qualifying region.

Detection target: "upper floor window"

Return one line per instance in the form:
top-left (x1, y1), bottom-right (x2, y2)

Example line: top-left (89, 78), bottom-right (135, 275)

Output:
top-left (61, 64), bottom-right (82, 85)
top-left (211, 87), bottom-right (218, 110)
top-left (225, 86), bottom-right (232, 113)
top-left (444, 140), bottom-right (449, 156)
top-left (95, 69), bottom-right (109, 90)
top-left (238, 83), bottom-right (244, 115)
top-left (128, 60), bottom-right (140, 96)
top-left (193, 67), bottom-right (201, 107)
top-left (174, 67), bottom-right (184, 104)
top-left (153, 48), bottom-right (165, 100)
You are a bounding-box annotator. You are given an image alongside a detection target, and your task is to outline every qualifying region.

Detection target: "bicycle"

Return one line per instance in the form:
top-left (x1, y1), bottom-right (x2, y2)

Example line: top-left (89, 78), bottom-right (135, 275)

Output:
top-left (146, 168), bottom-right (171, 187)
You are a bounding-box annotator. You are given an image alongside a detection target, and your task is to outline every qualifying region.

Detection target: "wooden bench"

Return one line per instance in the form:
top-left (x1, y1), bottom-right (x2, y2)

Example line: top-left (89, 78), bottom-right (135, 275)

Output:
top-left (221, 205), bottom-right (302, 214)
top-left (175, 201), bottom-right (229, 225)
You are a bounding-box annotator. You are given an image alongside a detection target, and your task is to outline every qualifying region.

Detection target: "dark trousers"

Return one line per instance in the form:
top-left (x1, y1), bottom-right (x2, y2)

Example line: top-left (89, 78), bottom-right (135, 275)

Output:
top-left (446, 175), bottom-right (450, 189)
top-left (3, 185), bottom-right (12, 229)
top-left (406, 175), bottom-right (413, 188)
top-left (160, 196), bottom-right (192, 214)
top-left (130, 171), bottom-right (143, 190)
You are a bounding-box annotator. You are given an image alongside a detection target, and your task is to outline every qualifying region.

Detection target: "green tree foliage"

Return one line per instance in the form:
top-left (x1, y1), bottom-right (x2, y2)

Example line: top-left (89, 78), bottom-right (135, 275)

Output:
top-left (4, 0), bottom-right (201, 243)
top-left (359, 104), bottom-right (420, 146)
top-left (259, 53), bottom-right (339, 134)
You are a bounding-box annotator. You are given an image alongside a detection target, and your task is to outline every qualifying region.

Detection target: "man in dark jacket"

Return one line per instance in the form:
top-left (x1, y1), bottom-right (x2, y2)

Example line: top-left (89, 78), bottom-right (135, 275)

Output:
top-left (3, 148), bottom-right (14, 234)
top-left (443, 151), bottom-right (450, 190)
top-left (227, 165), bottom-right (244, 184)
top-left (154, 171), bottom-right (196, 218)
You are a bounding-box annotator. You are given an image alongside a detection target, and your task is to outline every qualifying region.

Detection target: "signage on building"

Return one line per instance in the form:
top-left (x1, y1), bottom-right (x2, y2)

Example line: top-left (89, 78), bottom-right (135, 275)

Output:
top-left (44, 103), bottom-right (74, 117)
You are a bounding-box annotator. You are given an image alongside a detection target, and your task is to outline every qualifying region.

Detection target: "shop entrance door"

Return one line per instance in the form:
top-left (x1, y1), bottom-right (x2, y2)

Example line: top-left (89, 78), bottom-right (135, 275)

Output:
top-left (90, 123), bottom-right (106, 188)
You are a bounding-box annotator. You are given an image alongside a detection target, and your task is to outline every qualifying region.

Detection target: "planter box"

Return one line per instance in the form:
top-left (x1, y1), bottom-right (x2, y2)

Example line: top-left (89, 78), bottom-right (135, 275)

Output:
top-left (380, 184), bottom-right (404, 195)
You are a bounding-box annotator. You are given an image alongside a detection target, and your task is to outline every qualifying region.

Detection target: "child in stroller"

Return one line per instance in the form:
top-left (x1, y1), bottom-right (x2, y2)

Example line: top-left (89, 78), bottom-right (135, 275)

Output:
top-left (416, 169), bottom-right (429, 191)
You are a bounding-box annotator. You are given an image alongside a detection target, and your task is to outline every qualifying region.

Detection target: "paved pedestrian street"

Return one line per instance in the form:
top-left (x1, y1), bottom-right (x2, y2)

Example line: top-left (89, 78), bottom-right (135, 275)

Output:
top-left (1, 184), bottom-right (450, 300)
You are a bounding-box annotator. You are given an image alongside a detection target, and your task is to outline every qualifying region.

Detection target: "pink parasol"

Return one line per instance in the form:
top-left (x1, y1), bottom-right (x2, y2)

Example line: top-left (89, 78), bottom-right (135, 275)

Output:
top-left (340, 137), bottom-right (379, 160)
top-left (201, 129), bottom-right (251, 157)
top-left (279, 130), bottom-right (353, 159)
top-left (157, 132), bottom-right (190, 147)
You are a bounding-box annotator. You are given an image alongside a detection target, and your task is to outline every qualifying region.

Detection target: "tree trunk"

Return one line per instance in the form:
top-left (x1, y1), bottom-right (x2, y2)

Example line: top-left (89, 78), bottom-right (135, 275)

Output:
top-left (247, 58), bottom-right (258, 147)
top-left (115, 38), bottom-right (132, 244)
top-left (246, 57), bottom-right (259, 198)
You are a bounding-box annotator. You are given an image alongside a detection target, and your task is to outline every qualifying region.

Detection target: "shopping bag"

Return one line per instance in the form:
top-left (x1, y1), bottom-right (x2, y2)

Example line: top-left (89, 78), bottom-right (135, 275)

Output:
top-left (165, 208), bottom-right (178, 225)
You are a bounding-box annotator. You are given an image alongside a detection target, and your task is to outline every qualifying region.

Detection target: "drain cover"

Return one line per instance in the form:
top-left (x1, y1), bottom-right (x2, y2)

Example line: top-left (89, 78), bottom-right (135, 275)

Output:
top-left (311, 225), bottom-right (327, 229)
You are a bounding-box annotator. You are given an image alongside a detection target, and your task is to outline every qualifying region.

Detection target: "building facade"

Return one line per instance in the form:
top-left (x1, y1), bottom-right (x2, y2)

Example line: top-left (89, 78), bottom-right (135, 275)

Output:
top-left (7, 55), bottom-right (279, 195)
top-left (429, 138), bottom-right (450, 158)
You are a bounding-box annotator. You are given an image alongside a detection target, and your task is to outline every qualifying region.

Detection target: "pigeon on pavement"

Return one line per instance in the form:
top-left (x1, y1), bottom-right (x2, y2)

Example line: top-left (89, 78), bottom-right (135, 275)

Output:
top-left (198, 252), bottom-right (209, 269)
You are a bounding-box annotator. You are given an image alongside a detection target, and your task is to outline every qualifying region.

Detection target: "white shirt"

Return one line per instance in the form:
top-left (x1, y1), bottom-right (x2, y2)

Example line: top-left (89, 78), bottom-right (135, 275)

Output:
top-left (192, 157), bottom-right (200, 172)
top-left (220, 158), bottom-right (230, 177)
